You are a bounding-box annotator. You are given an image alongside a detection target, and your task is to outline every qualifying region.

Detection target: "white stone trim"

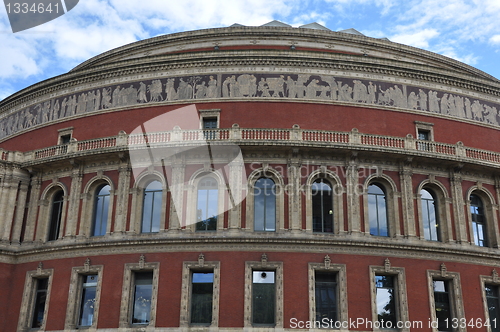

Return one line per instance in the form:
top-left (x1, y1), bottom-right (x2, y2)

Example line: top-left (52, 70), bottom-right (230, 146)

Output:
top-left (244, 258), bottom-right (283, 328)
top-left (79, 175), bottom-right (115, 237)
top-left (308, 259), bottom-right (348, 325)
top-left (369, 262), bottom-right (409, 332)
top-left (245, 167), bottom-right (285, 232)
top-left (64, 262), bottom-right (104, 329)
top-left (305, 169), bottom-right (344, 234)
top-left (427, 268), bottom-right (465, 332)
top-left (17, 266), bottom-right (54, 332)
top-left (119, 261), bottom-right (160, 328)
top-left (179, 258), bottom-right (221, 327)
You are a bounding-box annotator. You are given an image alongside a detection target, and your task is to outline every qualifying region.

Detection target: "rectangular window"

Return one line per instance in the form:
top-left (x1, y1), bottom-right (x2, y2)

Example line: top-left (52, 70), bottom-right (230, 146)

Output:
top-left (485, 284), bottom-right (500, 332)
top-left (315, 272), bottom-right (337, 322)
top-left (191, 272), bottom-right (214, 325)
top-left (132, 272), bottom-right (153, 325)
top-left (375, 275), bottom-right (397, 326)
top-left (78, 275), bottom-right (98, 327)
top-left (31, 278), bottom-right (49, 328)
top-left (202, 117), bottom-right (218, 139)
top-left (252, 270), bottom-right (275, 326)
top-left (433, 280), bottom-right (452, 331)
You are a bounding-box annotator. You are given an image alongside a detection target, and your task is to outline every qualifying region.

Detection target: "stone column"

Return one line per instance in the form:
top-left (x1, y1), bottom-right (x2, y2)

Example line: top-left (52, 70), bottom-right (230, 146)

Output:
top-left (65, 165), bottom-right (83, 237)
top-left (0, 174), bottom-right (20, 241)
top-left (23, 174), bottom-right (42, 242)
top-left (345, 155), bottom-right (361, 233)
top-left (287, 158), bottom-right (302, 232)
top-left (10, 180), bottom-right (30, 243)
top-left (450, 170), bottom-right (468, 243)
top-left (169, 160), bottom-right (185, 230)
top-left (399, 164), bottom-right (416, 238)
top-left (227, 159), bottom-right (243, 230)
top-left (114, 163), bottom-right (131, 233)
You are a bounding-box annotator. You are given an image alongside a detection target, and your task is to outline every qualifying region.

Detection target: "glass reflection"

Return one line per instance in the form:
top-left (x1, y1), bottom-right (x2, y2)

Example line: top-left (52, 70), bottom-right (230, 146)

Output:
top-left (368, 184), bottom-right (388, 236)
top-left (92, 185), bottom-right (110, 236)
top-left (375, 275), bottom-right (397, 325)
top-left (421, 189), bottom-right (439, 241)
top-left (470, 194), bottom-right (487, 247)
top-left (79, 275), bottom-right (98, 327)
top-left (132, 272), bottom-right (153, 324)
top-left (312, 179), bottom-right (333, 233)
top-left (196, 177), bottom-right (218, 231)
top-left (254, 178), bottom-right (276, 232)
top-left (141, 181), bottom-right (162, 233)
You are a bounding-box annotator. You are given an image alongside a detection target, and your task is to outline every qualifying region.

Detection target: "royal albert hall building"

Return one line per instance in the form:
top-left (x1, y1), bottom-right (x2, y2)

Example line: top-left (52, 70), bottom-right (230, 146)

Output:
top-left (2, 21), bottom-right (500, 332)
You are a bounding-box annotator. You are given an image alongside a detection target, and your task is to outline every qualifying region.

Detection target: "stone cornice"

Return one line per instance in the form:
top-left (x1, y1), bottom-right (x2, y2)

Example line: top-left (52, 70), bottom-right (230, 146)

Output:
top-left (1, 42), bottom-right (499, 116)
top-left (1, 234), bottom-right (500, 267)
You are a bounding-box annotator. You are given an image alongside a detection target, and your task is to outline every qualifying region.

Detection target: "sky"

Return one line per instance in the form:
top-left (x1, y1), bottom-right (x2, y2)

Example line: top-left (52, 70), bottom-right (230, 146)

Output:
top-left (1, 0), bottom-right (500, 102)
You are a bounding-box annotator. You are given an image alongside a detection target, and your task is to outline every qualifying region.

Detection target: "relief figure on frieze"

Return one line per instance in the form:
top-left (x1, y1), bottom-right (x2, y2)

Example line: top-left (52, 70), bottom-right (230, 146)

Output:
top-left (195, 81), bottom-right (207, 99)
top-left (418, 89), bottom-right (428, 111)
top-left (165, 78), bottom-right (178, 101)
top-left (138, 82), bottom-right (148, 103)
top-left (321, 76), bottom-right (337, 100)
top-left (266, 75), bottom-right (285, 98)
top-left (286, 76), bottom-right (296, 98)
top-left (148, 80), bottom-right (164, 102)
top-left (206, 76), bottom-right (218, 98)
top-left (258, 78), bottom-right (270, 97)
top-left (471, 100), bottom-right (484, 121)
top-left (236, 74), bottom-right (257, 97)
top-left (337, 82), bottom-right (353, 102)
top-left (102, 88), bottom-right (112, 109)
top-left (353, 80), bottom-right (368, 103)
top-left (428, 91), bottom-right (440, 113)
top-left (368, 82), bottom-right (377, 104)
top-left (408, 92), bottom-right (418, 110)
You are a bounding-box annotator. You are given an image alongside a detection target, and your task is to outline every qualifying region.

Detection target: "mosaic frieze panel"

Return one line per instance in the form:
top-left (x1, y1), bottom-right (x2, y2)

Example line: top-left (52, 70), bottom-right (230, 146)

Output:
top-left (1, 73), bottom-right (500, 139)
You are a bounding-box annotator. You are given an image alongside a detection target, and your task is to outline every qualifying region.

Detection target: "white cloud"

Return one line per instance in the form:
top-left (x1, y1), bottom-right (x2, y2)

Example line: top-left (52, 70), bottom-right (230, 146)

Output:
top-left (390, 28), bottom-right (439, 49)
top-left (490, 35), bottom-right (500, 45)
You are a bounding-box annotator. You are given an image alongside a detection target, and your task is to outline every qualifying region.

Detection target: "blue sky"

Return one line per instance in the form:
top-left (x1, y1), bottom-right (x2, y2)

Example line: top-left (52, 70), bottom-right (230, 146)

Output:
top-left (1, 0), bottom-right (500, 101)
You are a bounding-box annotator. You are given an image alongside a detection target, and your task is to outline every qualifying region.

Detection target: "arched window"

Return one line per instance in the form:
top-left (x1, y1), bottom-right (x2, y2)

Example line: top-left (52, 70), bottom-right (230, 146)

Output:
top-left (92, 184), bottom-right (111, 236)
top-left (254, 178), bottom-right (276, 232)
top-left (196, 177), bottom-right (218, 231)
top-left (312, 179), bottom-right (333, 233)
top-left (141, 181), bottom-right (163, 233)
top-left (421, 189), bottom-right (440, 241)
top-left (48, 190), bottom-right (64, 241)
top-left (368, 183), bottom-right (388, 237)
top-left (470, 194), bottom-right (487, 247)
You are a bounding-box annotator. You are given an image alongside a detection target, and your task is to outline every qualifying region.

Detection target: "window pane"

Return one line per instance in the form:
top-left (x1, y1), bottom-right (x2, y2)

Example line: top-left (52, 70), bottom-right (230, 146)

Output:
top-left (368, 184), bottom-right (388, 237)
top-left (315, 272), bottom-right (337, 322)
top-left (48, 191), bottom-right (64, 241)
top-left (375, 275), bottom-right (397, 325)
top-left (421, 189), bottom-right (439, 241)
top-left (433, 280), bottom-right (451, 331)
top-left (486, 285), bottom-right (500, 332)
top-left (312, 179), bottom-right (333, 233)
top-left (93, 185), bottom-right (110, 236)
top-left (252, 271), bottom-right (275, 325)
top-left (196, 177), bottom-right (218, 231)
top-left (79, 275), bottom-right (98, 326)
top-left (470, 194), bottom-right (487, 247)
top-left (254, 178), bottom-right (276, 232)
top-left (191, 272), bottom-right (214, 324)
top-left (31, 278), bottom-right (48, 328)
top-left (132, 272), bottom-right (153, 324)
top-left (142, 181), bottom-right (162, 233)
